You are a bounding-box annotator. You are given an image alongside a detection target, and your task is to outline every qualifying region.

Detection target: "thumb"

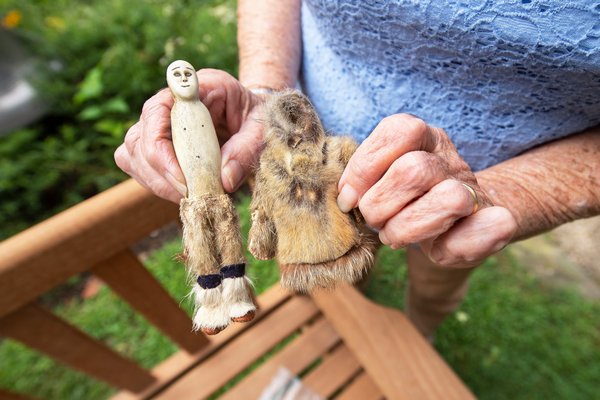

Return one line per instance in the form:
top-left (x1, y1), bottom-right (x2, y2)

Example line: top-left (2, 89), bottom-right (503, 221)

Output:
top-left (336, 114), bottom-right (431, 212)
top-left (220, 110), bottom-right (263, 192)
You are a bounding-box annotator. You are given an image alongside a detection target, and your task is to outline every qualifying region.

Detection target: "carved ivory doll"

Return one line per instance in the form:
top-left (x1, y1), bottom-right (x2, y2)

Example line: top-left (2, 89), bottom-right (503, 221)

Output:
top-left (249, 90), bottom-right (378, 292)
top-left (167, 60), bottom-right (255, 334)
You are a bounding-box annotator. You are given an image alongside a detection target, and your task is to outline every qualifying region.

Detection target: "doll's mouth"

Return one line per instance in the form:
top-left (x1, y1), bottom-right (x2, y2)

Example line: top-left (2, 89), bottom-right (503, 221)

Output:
top-left (180, 84), bottom-right (190, 87)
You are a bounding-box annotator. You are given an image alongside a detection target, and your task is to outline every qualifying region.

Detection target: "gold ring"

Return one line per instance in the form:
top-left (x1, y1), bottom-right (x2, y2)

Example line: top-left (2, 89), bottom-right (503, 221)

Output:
top-left (461, 183), bottom-right (479, 215)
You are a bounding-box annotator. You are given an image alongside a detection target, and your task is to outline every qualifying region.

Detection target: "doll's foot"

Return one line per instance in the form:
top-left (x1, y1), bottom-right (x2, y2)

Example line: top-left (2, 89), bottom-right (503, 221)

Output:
top-left (221, 265), bottom-right (256, 323)
top-left (192, 304), bottom-right (230, 334)
top-left (231, 310), bottom-right (256, 323)
top-left (201, 326), bottom-right (224, 335)
top-left (192, 278), bottom-right (230, 333)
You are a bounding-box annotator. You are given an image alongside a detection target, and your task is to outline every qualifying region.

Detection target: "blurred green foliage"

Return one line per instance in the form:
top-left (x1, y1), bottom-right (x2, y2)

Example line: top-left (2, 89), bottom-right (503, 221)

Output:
top-left (0, 0), bottom-right (238, 239)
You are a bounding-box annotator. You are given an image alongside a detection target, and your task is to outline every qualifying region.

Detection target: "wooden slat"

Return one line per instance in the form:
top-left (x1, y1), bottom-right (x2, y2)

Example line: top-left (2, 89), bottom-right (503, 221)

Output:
top-left (111, 284), bottom-right (290, 400)
top-left (302, 344), bottom-right (361, 397)
top-left (92, 250), bottom-right (207, 353)
top-left (0, 303), bottom-right (155, 392)
top-left (155, 295), bottom-right (320, 400)
top-left (220, 318), bottom-right (340, 400)
top-left (0, 179), bottom-right (178, 319)
top-left (0, 389), bottom-right (38, 400)
top-left (336, 372), bottom-right (383, 400)
top-left (312, 284), bottom-right (476, 400)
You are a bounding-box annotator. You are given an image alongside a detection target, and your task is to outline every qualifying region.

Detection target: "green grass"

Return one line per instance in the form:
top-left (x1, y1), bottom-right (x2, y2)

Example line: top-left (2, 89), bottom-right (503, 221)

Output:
top-left (1, 195), bottom-right (599, 399)
top-left (369, 248), bottom-right (600, 400)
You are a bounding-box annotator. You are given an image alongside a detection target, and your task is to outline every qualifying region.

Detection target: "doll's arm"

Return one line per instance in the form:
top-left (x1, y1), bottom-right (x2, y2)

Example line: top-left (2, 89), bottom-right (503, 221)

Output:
top-left (248, 174), bottom-right (278, 260)
top-left (248, 209), bottom-right (277, 260)
top-left (327, 136), bottom-right (359, 168)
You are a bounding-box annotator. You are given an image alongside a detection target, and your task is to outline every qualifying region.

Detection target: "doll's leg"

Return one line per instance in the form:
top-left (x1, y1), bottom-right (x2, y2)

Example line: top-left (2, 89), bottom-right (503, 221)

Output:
top-left (404, 245), bottom-right (475, 340)
top-left (192, 273), bottom-right (229, 334)
top-left (212, 194), bottom-right (256, 322)
top-left (181, 197), bottom-right (231, 334)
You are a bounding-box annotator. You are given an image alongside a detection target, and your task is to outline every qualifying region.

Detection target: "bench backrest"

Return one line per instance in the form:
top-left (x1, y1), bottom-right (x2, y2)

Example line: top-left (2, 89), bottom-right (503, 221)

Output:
top-left (0, 180), bottom-right (204, 397)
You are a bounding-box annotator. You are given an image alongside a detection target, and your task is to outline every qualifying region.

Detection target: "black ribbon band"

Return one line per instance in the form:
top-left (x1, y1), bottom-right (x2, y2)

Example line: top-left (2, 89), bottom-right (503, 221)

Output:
top-left (220, 263), bottom-right (246, 279)
top-left (196, 274), bottom-right (222, 289)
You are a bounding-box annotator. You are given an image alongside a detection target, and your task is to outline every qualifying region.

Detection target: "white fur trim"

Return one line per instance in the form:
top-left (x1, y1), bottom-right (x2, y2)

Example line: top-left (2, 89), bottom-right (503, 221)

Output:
top-left (192, 285), bottom-right (222, 307)
top-left (191, 285), bottom-right (230, 330)
top-left (222, 276), bottom-right (256, 319)
top-left (192, 305), bottom-right (231, 331)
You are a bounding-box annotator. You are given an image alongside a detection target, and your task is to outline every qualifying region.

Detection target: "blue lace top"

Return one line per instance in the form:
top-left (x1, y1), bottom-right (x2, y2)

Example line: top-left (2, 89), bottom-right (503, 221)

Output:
top-left (300, 0), bottom-right (600, 170)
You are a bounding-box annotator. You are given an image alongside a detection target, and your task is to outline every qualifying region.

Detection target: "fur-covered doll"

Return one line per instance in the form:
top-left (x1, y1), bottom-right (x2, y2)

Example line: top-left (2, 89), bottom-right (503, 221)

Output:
top-left (249, 90), bottom-right (378, 292)
top-left (167, 60), bottom-right (255, 334)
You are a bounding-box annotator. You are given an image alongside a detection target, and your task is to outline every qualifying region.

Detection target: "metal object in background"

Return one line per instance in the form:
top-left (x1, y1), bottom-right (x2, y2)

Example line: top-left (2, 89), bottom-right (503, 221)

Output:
top-left (0, 30), bottom-right (47, 136)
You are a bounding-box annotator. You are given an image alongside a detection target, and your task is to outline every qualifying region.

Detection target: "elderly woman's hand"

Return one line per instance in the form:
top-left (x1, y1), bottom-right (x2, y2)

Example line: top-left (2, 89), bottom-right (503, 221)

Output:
top-left (114, 69), bottom-right (264, 203)
top-left (337, 114), bottom-right (517, 267)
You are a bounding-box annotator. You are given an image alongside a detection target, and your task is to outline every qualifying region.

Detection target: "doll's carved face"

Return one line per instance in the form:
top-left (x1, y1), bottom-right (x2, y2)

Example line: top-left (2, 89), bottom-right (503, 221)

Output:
top-left (265, 91), bottom-right (325, 151)
top-left (167, 60), bottom-right (199, 101)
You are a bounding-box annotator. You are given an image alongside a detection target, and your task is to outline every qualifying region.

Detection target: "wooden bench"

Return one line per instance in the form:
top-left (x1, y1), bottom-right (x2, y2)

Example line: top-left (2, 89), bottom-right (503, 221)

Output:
top-left (0, 180), bottom-right (475, 400)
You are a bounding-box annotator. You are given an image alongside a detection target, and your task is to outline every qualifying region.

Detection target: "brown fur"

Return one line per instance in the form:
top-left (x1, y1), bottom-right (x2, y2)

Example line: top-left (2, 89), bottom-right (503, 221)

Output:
top-left (248, 210), bottom-right (277, 260)
top-left (180, 194), bottom-right (245, 276)
top-left (180, 196), bottom-right (219, 277)
top-left (211, 194), bottom-right (246, 266)
top-left (279, 231), bottom-right (378, 292)
top-left (181, 194), bottom-right (255, 332)
top-left (249, 90), bottom-right (378, 291)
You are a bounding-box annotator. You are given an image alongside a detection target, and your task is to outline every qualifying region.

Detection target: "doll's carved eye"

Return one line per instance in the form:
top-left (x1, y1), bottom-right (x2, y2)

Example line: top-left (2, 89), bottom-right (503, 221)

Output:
top-left (174, 71), bottom-right (181, 77)
top-left (185, 72), bottom-right (192, 77)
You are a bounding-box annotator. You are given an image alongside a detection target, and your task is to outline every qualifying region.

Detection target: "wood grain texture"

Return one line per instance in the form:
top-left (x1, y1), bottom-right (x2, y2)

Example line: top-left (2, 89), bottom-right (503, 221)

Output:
top-left (110, 284), bottom-right (291, 400)
top-left (302, 344), bottom-right (362, 397)
top-left (154, 295), bottom-right (320, 400)
top-left (312, 284), bottom-right (476, 400)
top-left (0, 179), bottom-right (178, 319)
top-left (336, 372), bottom-right (383, 400)
top-left (92, 250), bottom-right (207, 353)
top-left (220, 317), bottom-right (340, 400)
top-left (0, 303), bottom-right (155, 392)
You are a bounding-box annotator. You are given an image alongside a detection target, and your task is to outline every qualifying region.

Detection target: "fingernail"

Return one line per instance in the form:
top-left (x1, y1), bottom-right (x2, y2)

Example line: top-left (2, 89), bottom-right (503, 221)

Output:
top-left (367, 225), bottom-right (380, 234)
top-left (429, 247), bottom-right (443, 265)
top-left (338, 170), bottom-right (348, 191)
top-left (165, 172), bottom-right (188, 197)
top-left (337, 184), bottom-right (359, 213)
top-left (223, 159), bottom-right (244, 192)
top-left (379, 230), bottom-right (390, 246)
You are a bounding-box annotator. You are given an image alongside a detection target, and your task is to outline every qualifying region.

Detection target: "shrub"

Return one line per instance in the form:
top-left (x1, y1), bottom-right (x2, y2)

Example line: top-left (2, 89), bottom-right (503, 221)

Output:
top-left (0, 0), bottom-right (238, 239)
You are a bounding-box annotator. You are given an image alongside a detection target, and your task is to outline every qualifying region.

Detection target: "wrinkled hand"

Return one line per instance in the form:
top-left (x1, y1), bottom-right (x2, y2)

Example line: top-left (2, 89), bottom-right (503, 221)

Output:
top-left (115, 69), bottom-right (264, 203)
top-left (337, 114), bottom-right (517, 267)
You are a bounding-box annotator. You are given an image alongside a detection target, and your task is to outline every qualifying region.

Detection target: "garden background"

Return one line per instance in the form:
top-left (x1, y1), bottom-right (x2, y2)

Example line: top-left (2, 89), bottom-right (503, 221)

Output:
top-left (0, 1), bottom-right (599, 399)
